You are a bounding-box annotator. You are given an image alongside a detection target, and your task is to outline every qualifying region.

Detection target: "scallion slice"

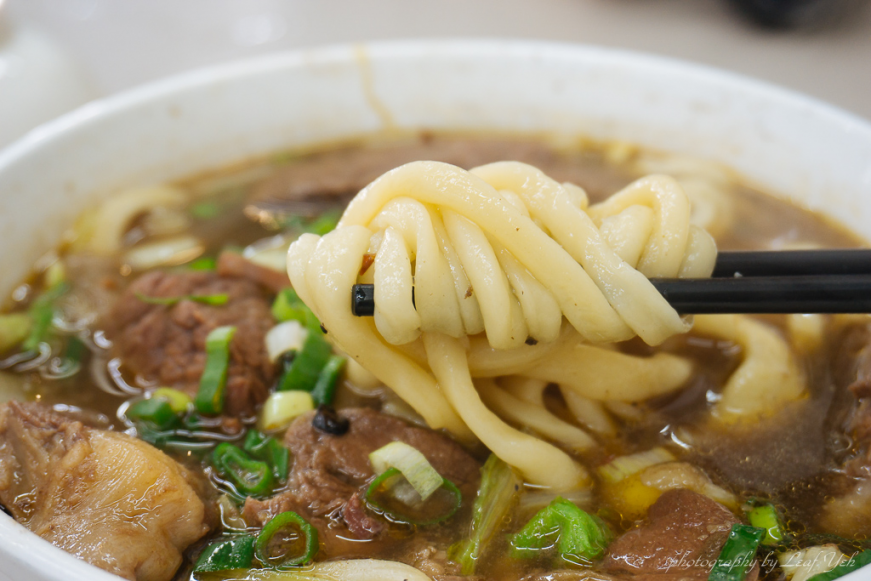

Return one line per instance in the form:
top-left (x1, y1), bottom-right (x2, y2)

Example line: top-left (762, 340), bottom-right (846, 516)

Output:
top-left (195, 325), bottom-right (236, 415)
top-left (265, 320), bottom-right (307, 363)
top-left (0, 313), bottom-right (32, 354)
top-left (260, 390), bottom-right (315, 431)
top-left (708, 524), bottom-right (765, 581)
top-left (255, 511), bottom-right (319, 568)
top-left (127, 398), bottom-right (179, 430)
top-left (22, 281), bottom-right (69, 351)
top-left (369, 441), bottom-right (443, 501)
top-left (135, 292), bottom-right (229, 306)
top-left (272, 288), bottom-right (314, 327)
top-left (244, 430), bottom-right (290, 482)
top-left (188, 256), bottom-right (217, 271)
top-left (212, 442), bottom-right (274, 497)
top-left (310, 354), bottom-right (346, 406)
top-left (193, 535), bottom-right (255, 573)
top-left (366, 467), bottom-right (462, 526)
top-left (151, 387), bottom-right (193, 414)
top-left (747, 503), bottom-right (785, 546)
top-left (278, 331), bottom-right (332, 393)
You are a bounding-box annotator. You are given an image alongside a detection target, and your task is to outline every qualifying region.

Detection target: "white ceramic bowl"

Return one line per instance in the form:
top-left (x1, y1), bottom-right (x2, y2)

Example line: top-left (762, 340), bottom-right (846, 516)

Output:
top-left (0, 40), bottom-right (870, 581)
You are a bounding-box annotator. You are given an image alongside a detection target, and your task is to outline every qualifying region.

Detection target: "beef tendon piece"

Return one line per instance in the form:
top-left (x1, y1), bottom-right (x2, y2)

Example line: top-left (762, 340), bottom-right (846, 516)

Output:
top-left (603, 489), bottom-right (749, 581)
top-left (104, 270), bottom-right (276, 416)
top-left (0, 402), bottom-right (209, 581)
top-left (243, 408), bottom-right (480, 557)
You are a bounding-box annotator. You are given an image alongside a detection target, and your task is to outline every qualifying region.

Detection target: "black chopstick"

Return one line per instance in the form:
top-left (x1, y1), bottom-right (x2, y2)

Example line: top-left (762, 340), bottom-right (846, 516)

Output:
top-left (713, 249), bottom-right (871, 278)
top-left (350, 250), bottom-right (871, 316)
top-left (351, 274), bottom-right (871, 316)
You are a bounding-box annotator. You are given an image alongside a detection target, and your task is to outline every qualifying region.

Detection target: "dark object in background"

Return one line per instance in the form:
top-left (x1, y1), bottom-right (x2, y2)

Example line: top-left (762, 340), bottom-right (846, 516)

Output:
top-left (727, 0), bottom-right (861, 29)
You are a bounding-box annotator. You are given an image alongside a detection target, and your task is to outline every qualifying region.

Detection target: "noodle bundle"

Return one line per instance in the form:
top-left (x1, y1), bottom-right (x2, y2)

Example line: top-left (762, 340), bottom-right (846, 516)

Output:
top-left (287, 161), bottom-right (801, 488)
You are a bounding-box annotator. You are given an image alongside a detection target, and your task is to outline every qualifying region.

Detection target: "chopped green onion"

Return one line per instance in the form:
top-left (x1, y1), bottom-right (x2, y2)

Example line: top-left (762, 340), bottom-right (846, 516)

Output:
top-left (255, 511), bottom-right (319, 568)
top-left (44, 261), bottom-right (66, 288)
top-left (369, 441), bottom-right (443, 500)
top-left (598, 447), bottom-right (675, 484)
top-left (260, 391), bottom-right (315, 431)
top-left (748, 503), bottom-right (785, 546)
top-left (127, 397), bottom-right (179, 430)
top-left (189, 256), bottom-right (217, 271)
top-left (134, 292), bottom-right (229, 306)
top-left (133, 422), bottom-right (213, 455)
top-left (0, 313), bottom-right (33, 354)
top-left (311, 355), bottom-right (346, 406)
top-left (272, 288), bottom-right (320, 330)
top-left (212, 442), bottom-right (274, 497)
top-left (708, 524), bottom-right (765, 581)
top-left (23, 281), bottom-right (69, 351)
top-left (307, 210), bottom-right (341, 236)
top-left (193, 535), bottom-right (255, 573)
top-left (366, 467), bottom-right (462, 526)
top-left (807, 551), bottom-right (871, 581)
top-left (244, 430), bottom-right (290, 482)
top-left (265, 320), bottom-right (308, 363)
top-left (152, 387), bottom-right (193, 414)
top-left (278, 330), bottom-right (332, 393)
top-left (510, 497), bottom-right (612, 565)
top-left (195, 325), bottom-right (236, 415)
top-left (45, 335), bottom-right (87, 378)
top-left (449, 454), bottom-right (522, 575)
top-left (190, 201), bottom-right (222, 219)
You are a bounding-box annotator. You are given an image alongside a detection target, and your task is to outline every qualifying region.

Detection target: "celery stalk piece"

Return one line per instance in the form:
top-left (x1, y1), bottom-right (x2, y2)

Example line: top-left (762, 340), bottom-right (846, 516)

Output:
top-left (449, 454), bottom-right (522, 575)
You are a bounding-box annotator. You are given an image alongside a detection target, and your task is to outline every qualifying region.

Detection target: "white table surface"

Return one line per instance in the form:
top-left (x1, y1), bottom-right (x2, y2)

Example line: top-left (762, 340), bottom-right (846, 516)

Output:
top-left (2, 0), bottom-right (870, 148)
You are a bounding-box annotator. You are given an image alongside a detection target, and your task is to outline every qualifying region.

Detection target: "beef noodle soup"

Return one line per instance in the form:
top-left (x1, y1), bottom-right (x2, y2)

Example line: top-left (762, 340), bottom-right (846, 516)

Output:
top-left (1, 132), bottom-right (870, 581)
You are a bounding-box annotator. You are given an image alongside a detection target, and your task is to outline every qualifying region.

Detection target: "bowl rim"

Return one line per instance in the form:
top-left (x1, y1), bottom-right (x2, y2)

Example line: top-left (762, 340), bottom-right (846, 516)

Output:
top-left (2, 38), bottom-right (870, 170)
top-left (1, 38), bottom-right (870, 581)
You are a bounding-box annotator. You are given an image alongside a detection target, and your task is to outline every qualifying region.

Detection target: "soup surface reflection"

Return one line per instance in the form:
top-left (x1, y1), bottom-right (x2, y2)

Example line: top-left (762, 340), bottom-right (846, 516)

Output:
top-left (0, 133), bottom-right (870, 581)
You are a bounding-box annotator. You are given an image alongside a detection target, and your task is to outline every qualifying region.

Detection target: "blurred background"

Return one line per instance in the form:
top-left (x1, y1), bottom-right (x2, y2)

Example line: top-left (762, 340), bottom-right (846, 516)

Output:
top-left (1, 0), bottom-right (869, 149)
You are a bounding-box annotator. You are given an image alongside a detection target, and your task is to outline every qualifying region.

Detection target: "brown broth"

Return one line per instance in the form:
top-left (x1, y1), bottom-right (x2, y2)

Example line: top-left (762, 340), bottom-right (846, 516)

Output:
top-left (1, 132), bottom-right (870, 581)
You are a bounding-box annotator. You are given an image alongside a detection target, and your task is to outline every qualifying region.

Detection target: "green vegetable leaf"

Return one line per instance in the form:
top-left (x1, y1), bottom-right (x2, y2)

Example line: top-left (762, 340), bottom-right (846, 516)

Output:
top-left (510, 497), bottom-right (612, 565)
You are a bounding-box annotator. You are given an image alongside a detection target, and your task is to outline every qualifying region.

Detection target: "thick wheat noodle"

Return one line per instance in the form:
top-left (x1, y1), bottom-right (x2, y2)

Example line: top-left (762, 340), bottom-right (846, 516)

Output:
top-left (287, 160), bottom-right (804, 488)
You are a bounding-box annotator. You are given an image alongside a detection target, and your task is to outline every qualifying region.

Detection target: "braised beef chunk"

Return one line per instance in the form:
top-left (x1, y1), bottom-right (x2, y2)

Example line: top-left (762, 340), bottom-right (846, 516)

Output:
top-left (104, 269), bottom-right (276, 416)
top-left (243, 408), bottom-right (480, 556)
top-left (249, 135), bottom-right (632, 210)
top-left (604, 489), bottom-right (739, 581)
top-left (0, 402), bottom-right (209, 581)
